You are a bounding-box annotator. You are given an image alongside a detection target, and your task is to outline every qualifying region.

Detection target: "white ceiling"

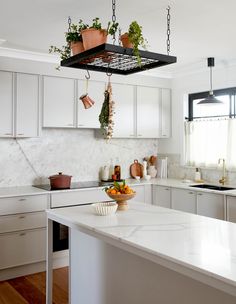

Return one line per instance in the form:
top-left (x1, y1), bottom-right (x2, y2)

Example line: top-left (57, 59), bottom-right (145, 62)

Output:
top-left (0, 0), bottom-right (236, 76)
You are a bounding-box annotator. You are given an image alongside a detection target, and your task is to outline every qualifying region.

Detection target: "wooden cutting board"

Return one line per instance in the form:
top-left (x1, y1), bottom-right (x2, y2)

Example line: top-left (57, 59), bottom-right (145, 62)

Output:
top-left (130, 160), bottom-right (143, 178)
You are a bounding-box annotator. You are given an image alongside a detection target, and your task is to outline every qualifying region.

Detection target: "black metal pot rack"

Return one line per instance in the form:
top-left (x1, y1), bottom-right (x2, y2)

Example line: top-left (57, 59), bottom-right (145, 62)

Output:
top-left (61, 43), bottom-right (177, 75)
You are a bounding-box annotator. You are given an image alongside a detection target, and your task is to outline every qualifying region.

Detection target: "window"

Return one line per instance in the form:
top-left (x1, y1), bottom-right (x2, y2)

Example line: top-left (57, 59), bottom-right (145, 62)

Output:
top-left (185, 87), bottom-right (236, 169)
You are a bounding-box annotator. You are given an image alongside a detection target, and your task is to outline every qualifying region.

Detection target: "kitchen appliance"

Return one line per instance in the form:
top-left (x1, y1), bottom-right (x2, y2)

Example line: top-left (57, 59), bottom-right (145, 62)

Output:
top-left (48, 172), bottom-right (72, 189)
top-left (34, 180), bottom-right (114, 251)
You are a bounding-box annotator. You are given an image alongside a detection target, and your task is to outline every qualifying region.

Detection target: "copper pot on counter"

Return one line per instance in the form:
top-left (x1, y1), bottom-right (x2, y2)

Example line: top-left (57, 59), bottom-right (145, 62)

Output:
top-left (49, 172), bottom-right (72, 189)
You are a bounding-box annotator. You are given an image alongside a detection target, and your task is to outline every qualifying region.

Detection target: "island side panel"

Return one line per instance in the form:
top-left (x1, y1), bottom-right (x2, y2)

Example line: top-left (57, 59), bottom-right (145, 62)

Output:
top-left (69, 228), bottom-right (236, 304)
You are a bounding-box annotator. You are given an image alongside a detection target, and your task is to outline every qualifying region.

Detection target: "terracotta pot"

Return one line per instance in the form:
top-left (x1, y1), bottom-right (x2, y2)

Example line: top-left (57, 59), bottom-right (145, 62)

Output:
top-left (120, 33), bottom-right (133, 48)
top-left (70, 41), bottom-right (84, 56)
top-left (81, 28), bottom-right (107, 50)
top-left (48, 172), bottom-right (72, 189)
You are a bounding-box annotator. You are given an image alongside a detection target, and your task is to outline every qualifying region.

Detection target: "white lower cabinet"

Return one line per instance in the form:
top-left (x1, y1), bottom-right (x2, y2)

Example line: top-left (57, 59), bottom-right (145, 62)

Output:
top-left (196, 192), bottom-right (224, 220)
top-left (0, 194), bottom-right (49, 271)
top-left (226, 196), bottom-right (236, 223)
top-left (0, 228), bottom-right (46, 270)
top-left (171, 188), bottom-right (196, 214)
top-left (152, 185), bottom-right (171, 208)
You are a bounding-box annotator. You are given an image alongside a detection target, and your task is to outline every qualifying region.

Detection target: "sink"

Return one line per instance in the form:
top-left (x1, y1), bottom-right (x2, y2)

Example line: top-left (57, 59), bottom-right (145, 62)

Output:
top-left (190, 184), bottom-right (235, 191)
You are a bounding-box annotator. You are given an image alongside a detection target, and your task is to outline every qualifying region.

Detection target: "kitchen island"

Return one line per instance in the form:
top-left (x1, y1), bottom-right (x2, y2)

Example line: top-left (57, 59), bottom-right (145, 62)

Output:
top-left (46, 202), bottom-right (236, 304)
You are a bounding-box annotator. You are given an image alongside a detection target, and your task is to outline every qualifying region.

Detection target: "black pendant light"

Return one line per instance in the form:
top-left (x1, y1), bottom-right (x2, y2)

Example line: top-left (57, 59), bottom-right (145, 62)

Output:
top-left (198, 57), bottom-right (223, 105)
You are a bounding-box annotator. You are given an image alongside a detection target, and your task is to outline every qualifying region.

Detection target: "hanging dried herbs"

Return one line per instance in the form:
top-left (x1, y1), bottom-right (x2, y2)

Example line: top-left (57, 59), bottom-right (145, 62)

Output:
top-left (99, 82), bottom-right (115, 139)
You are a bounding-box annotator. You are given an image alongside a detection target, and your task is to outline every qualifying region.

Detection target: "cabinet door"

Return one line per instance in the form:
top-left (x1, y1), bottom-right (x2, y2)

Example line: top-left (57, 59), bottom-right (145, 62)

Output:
top-left (137, 86), bottom-right (160, 138)
top-left (152, 185), bottom-right (171, 208)
top-left (160, 88), bottom-right (171, 138)
top-left (112, 83), bottom-right (135, 138)
top-left (197, 192), bottom-right (224, 220)
top-left (77, 80), bottom-right (105, 128)
top-left (171, 188), bottom-right (196, 214)
top-left (16, 73), bottom-right (40, 137)
top-left (131, 185), bottom-right (145, 203)
top-left (0, 228), bottom-right (46, 269)
top-left (227, 196), bottom-right (236, 223)
top-left (0, 71), bottom-right (14, 137)
top-left (43, 76), bottom-right (76, 128)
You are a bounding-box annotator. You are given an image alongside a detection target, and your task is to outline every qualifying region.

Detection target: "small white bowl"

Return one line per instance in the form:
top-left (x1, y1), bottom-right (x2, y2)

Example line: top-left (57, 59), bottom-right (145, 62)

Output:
top-left (144, 175), bottom-right (151, 181)
top-left (92, 202), bottom-right (118, 216)
top-left (134, 176), bottom-right (141, 180)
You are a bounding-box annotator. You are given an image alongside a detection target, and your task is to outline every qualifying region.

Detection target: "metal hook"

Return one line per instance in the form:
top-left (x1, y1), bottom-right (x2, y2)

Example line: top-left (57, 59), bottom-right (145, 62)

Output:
top-left (85, 69), bottom-right (90, 80)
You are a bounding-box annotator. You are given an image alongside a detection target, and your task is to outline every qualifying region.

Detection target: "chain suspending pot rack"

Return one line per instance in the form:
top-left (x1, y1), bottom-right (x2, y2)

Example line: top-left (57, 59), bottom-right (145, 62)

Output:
top-left (61, 3), bottom-right (177, 75)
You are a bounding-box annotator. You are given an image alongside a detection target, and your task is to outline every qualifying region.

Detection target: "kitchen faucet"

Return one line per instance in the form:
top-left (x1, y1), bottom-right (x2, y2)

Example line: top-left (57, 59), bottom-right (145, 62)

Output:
top-left (218, 158), bottom-right (226, 185)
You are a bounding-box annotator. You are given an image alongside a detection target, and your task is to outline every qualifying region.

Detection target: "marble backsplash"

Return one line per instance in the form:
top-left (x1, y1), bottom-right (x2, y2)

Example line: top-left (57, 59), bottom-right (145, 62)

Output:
top-left (163, 153), bottom-right (236, 185)
top-left (0, 129), bottom-right (158, 187)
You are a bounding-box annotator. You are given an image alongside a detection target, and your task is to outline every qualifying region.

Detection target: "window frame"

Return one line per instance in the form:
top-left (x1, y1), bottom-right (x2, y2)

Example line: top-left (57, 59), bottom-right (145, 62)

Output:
top-left (188, 87), bottom-right (236, 121)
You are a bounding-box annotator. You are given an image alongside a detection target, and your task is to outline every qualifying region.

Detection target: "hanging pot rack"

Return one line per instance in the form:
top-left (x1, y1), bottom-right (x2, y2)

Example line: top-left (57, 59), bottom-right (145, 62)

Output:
top-left (61, 3), bottom-right (177, 75)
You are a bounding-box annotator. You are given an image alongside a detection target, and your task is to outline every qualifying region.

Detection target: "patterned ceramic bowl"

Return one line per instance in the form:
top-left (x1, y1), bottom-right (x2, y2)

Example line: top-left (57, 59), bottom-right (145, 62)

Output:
top-left (92, 202), bottom-right (118, 216)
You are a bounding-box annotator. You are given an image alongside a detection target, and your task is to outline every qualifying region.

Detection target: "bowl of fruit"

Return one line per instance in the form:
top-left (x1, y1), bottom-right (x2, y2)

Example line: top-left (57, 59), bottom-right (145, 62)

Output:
top-left (105, 181), bottom-right (136, 211)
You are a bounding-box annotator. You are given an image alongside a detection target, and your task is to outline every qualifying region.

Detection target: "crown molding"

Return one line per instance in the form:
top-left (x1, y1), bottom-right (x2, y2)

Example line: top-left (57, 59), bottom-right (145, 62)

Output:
top-left (0, 47), bottom-right (59, 63)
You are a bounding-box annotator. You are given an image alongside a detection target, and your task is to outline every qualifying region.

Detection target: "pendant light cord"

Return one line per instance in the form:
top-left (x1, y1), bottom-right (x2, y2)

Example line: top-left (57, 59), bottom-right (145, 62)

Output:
top-left (210, 66), bottom-right (213, 94)
top-left (166, 6), bottom-right (171, 55)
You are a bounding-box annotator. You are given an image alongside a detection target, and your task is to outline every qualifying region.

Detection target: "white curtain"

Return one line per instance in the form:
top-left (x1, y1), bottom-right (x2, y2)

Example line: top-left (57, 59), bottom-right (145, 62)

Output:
top-left (185, 118), bottom-right (236, 169)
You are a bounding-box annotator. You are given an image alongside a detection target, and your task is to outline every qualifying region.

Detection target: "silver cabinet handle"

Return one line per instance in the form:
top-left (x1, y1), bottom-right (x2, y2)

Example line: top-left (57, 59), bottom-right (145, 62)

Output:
top-left (4, 133), bottom-right (12, 135)
top-left (17, 133), bottom-right (24, 136)
top-left (19, 215), bottom-right (25, 219)
top-left (197, 193), bottom-right (203, 196)
top-left (165, 188), bottom-right (170, 191)
top-left (19, 233), bottom-right (26, 236)
top-left (78, 124), bottom-right (84, 127)
top-left (188, 191), bottom-right (194, 194)
top-left (18, 198), bottom-right (27, 202)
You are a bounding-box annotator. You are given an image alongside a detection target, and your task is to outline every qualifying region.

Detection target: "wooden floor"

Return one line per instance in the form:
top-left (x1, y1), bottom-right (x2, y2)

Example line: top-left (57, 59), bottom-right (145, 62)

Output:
top-left (0, 267), bottom-right (68, 304)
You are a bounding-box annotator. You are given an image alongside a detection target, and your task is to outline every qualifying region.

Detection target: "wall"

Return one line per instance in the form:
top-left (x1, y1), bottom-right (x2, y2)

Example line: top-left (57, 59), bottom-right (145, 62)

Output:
top-left (158, 62), bottom-right (236, 184)
top-left (0, 56), bottom-right (170, 187)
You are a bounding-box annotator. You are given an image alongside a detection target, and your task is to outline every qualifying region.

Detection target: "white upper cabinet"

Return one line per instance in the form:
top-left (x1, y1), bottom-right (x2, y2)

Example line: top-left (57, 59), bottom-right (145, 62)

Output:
top-left (77, 80), bottom-right (105, 128)
top-left (112, 83), bottom-right (135, 138)
top-left (43, 76), bottom-right (76, 128)
top-left (160, 88), bottom-right (171, 138)
top-left (136, 86), bottom-right (160, 138)
top-left (0, 71), bottom-right (14, 137)
top-left (16, 73), bottom-right (40, 137)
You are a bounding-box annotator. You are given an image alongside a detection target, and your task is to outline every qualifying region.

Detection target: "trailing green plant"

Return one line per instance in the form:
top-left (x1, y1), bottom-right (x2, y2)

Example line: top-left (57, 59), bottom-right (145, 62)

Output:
top-left (127, 21), bottom-right (148, 66)
top-left (49, 19), bottom-right (88, 60)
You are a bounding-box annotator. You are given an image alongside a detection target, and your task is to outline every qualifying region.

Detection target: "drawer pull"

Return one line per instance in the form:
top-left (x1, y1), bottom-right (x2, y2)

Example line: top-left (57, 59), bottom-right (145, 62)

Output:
top-left (197, 193), bottom-right (203, 196)
top-left (188, 192), bottom-right (194, 194)
top-left (165, 188), bottom-right (170, 191)
top-left (4, 133), bottom-right (12, 135)
top-left (19, 233), bottom-right (26, 236)
top-left (17, 133), bottom-right (24, 136)
top-left (19, 215), bottom-right (25, 219)
top-left (18, 198), bottom-right (27, 202)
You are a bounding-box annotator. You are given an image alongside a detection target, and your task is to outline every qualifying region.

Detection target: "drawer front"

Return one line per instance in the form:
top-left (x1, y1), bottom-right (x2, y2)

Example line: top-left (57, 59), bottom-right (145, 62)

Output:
top-left (0, 212), bottom-right (46, 233)
top-left (0, 195), bottom-right (48, 215)
top-left (51, 189), bottom-right (108, 208)
top-left (0, 228), bottom-right (46, 270)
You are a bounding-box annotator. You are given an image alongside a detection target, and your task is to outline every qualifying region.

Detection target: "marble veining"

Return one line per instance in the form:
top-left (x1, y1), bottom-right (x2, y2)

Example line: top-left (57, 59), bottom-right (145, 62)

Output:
top-left (47, 202), bottom-right (236, 290)
top-left (0, 129), bottom-right (158, 187)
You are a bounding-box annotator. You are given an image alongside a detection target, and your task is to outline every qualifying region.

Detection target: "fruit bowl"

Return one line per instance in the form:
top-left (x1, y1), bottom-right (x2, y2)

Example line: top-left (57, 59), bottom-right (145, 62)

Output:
top-left (106, 192), bottom-right (136, 211)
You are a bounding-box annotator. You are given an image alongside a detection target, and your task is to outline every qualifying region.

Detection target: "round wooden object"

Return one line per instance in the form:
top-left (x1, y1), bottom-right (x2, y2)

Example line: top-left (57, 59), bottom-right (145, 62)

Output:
top-left (106, 192), bottom-right (136, 211)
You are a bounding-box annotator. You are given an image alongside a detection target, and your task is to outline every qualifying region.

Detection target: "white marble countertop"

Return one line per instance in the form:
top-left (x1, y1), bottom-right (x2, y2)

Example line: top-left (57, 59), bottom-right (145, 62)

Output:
top-left (0, 185), bottom-right (49, 198)
top-left (47, 202), bottom-right (236, 296)
top-left (1, 178), bottom-right (236, 198)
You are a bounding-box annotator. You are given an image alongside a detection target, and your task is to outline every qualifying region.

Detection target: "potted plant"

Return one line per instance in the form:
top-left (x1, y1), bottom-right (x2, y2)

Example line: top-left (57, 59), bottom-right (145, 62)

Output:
top-left (81, 17), bottom-right (119, 51)
top-left (120, 21), bottom-right (148, 66)
top-left (49, 19), bottom-right (88, 59)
